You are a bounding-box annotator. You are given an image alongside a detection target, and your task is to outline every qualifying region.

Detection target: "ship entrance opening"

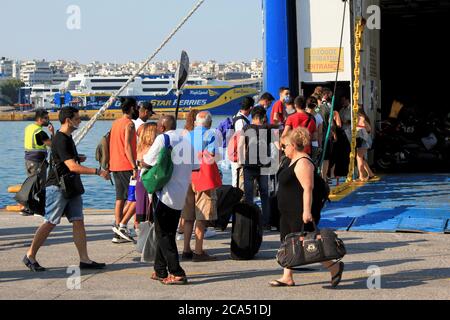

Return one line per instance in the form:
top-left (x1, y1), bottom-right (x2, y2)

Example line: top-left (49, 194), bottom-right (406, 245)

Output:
top-left (380, 0), bottom-right (449, 118)
top-left (378, 0), bottom-right (450, 171)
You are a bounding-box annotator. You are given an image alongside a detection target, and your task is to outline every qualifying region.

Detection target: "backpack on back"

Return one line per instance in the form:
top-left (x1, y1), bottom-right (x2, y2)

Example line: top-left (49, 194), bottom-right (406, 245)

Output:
top-left (216, 117), bottom-right (233, 148)
top-left (141, 134), bottom-right (174, 194)
top-left (227, 115), bottom-right (250, 163)
top-left (301, 157), bottom-right (330, 219)
top-left (95, 131), bottom-right (111, 170)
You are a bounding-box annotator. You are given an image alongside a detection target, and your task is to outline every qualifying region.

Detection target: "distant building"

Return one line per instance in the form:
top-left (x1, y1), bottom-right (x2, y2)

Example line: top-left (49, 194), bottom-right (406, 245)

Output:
top-left (0, 57), bottom-right (13, 78)
top-left (20, 60), bottom-right (68, 86)
top-left (20, 60), bottom-right (53, 86)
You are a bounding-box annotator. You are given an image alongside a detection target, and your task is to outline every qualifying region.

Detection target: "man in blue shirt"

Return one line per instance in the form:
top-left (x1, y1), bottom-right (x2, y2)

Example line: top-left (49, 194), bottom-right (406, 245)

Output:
top-left (181, 111), bottom-right (219, 262)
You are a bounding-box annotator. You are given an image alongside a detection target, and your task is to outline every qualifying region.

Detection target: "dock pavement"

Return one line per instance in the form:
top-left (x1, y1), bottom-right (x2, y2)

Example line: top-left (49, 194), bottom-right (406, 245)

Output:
top-left (1, 208), bottom-right (449, 300)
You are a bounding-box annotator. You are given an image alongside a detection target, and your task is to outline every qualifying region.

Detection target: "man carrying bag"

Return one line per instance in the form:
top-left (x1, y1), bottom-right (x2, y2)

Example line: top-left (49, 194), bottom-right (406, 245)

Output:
top-left (23, 107), bottom-right (111, 272)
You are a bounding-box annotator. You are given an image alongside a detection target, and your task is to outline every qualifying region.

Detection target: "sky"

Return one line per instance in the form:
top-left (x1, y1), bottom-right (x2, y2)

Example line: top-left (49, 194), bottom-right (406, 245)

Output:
top-left (0, 0), bottom-right (264, 64)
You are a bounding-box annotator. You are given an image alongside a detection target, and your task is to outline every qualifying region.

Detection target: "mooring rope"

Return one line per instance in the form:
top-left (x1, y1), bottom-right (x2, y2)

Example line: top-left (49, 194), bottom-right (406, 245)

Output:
top-left (73, 0), bottom-right (206, 145)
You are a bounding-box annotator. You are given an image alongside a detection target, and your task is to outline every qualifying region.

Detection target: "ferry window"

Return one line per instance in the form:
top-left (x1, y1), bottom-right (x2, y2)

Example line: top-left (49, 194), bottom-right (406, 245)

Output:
top-left (92, 86), bottom-right (122, 91)
top-left (33, 89), bottom-right (51, 92)
top-left (142, 81), bottom-right (169, 85)
top-left (142, 88), bottom-right (168, 92)
top-left (91, 79), bottom-right (130, 83)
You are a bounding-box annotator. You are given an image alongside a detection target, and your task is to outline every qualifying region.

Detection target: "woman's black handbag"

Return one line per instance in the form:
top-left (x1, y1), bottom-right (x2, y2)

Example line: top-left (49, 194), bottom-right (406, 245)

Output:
top-left (276, 222), bottom-right (346, 268)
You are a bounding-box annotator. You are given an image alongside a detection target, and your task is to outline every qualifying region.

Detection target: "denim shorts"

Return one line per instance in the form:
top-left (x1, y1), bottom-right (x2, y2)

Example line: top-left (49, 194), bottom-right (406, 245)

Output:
top-left (44, 185), bottom-right (83, 225)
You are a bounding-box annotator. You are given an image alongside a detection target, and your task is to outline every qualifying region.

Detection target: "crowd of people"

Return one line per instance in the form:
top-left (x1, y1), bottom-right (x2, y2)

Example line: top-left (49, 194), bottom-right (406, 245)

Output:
top-left (20, 86), bottom-right (366, 287)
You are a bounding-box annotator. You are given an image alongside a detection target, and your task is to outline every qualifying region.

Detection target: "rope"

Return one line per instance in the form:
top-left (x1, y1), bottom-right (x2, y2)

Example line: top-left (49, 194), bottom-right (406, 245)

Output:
top-left (73, 0), bottom-right (206, 145)
top-left (318, 0), bottom-right (347, 173)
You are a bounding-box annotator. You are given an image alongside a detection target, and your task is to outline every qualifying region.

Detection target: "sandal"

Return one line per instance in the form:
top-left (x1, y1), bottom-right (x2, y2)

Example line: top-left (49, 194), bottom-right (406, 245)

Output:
top-left (331, 262), bottom-right (344, 288)
top-left (151, 272), bottom-right (167, 281)
top-left (23, 255), bottom-right (46, 272)
top-left (161, 274), bottom-right (188, 285)
top-left (269, 280), bottom-right (295, 287)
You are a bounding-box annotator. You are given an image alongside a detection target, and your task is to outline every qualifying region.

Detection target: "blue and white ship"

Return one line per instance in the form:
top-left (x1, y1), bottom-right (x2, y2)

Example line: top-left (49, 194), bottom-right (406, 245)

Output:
top-left (24, 74), bottom-right (260, 116)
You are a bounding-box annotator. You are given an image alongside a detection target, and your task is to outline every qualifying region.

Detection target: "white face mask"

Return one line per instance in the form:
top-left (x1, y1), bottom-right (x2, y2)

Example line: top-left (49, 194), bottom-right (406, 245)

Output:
top-left (70, 119), bottom-right (79, 130)
top-left (286, 107), bottom-right (295, 115)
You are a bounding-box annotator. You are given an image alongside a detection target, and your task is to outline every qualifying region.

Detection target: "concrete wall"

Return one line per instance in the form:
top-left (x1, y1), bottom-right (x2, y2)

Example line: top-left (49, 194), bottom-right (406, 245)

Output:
top-left (296, 0), bottom-right (353, 83)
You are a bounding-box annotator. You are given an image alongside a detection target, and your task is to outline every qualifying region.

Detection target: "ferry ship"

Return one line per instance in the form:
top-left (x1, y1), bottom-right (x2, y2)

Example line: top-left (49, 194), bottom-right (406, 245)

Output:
top-left (20, 74), bottom-right (261, 117)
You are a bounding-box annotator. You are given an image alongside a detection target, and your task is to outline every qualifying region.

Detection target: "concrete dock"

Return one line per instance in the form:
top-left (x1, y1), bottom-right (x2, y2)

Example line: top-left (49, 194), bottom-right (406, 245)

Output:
top-left (1, 208), bottom-right (449, 300)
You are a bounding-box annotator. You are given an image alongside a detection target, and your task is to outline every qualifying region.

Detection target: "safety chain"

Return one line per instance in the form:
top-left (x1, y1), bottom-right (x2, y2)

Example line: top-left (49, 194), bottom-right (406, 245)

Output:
top-left (331, 17), bottom-right (365, 195)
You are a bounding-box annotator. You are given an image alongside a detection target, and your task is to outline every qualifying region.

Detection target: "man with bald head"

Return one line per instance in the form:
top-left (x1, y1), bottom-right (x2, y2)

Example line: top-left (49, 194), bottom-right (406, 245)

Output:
top-left (143, 115), bottom-right (198, 285)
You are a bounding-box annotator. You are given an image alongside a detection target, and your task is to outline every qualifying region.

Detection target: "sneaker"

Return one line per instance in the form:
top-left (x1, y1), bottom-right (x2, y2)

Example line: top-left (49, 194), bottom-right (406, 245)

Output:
top-left (176, 232), bottom-right (184, 241)
top-left (204, 227), bottom-right (216, 239)
top-left (192, 251), bottom-right (217, 262)
top-left (23, 255), bottom-right (46, 272)
top-left (112, 234), bottom-right (128, 244)
top-left (113, 226), bottom-right (134, 242)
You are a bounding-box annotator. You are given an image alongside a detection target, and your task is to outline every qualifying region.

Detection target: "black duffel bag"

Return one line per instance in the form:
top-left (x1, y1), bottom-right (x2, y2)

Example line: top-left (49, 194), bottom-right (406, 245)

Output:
top-left (276, 222), bottom-right (346, 268)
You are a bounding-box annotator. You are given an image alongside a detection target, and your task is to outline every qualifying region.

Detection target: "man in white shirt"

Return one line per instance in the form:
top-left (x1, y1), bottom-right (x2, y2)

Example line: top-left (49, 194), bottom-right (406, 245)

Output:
top-left (230, 97), bottom-right (252, 190)
top-left (142, 115), bottom-right (198, 285)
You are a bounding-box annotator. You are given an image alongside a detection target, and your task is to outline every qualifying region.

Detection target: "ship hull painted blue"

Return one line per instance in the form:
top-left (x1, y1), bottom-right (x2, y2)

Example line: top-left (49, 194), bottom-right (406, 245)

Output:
top-left (72, 87), bottom-right (257, 116)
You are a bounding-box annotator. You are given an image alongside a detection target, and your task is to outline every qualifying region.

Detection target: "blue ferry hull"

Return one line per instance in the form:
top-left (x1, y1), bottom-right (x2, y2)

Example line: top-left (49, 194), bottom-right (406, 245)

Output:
top-left (72, 86), bottom-right (258, 116)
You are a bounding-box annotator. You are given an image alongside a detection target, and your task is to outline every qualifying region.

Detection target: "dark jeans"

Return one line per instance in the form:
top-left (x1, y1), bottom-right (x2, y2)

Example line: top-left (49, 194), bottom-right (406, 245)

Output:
top-left (243, 167), bottom-right (270, 226)
top-left (153, 195), bottom-right (185, 278)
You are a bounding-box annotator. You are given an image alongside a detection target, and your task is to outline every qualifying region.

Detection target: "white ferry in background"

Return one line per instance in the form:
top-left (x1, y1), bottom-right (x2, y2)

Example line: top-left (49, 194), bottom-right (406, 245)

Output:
top-left (20, 74), bottom-right (261, 116)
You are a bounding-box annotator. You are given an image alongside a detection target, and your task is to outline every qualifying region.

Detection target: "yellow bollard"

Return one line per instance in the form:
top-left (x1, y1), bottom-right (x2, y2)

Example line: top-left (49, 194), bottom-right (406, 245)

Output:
top-left (6, 205), bottom-right (22, 212)
top-left (6, 184), bottom-right (23, 213)
top-left (8, 185), bottom-right (22, 193)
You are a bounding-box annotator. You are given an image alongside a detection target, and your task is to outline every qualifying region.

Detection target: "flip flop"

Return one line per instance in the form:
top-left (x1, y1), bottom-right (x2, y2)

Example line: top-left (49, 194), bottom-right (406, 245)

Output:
top-left (161, 274), bottom-right (188, 285)
top-left (269, 280), bottom-right (295, 287)
top-left (151, 272), bottom-right (167, 281)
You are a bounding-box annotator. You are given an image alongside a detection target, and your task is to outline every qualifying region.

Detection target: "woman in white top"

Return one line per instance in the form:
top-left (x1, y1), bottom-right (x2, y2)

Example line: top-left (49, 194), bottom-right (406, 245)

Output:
top-left (355, 108), bottom-right (376, 181)
top-left (305, 96), bottom-right (323, 165)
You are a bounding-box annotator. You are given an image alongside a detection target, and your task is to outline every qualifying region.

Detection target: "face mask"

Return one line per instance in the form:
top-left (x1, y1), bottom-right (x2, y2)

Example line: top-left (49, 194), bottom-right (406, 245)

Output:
top-left (70, 120), bottom-right (79, 130)
top-left (286, 107), bottom-right (295, 115)
top-left (284, 96), bottom-right (291, 103)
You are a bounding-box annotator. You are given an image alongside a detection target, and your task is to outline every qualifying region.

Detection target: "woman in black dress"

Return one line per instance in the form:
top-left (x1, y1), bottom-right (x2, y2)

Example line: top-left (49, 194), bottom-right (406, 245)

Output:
top-left (269, 127), bottom-right (344, 287)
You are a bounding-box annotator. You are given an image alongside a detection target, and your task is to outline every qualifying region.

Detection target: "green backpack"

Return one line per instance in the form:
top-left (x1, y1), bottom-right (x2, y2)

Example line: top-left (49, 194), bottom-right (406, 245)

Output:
top-left (141, 134), bottom-right (174, 194)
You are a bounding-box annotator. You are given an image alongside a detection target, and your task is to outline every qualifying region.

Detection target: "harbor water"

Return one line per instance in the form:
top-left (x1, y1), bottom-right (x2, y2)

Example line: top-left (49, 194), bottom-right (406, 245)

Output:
top-left (0, 117), bottom-right (232, 209)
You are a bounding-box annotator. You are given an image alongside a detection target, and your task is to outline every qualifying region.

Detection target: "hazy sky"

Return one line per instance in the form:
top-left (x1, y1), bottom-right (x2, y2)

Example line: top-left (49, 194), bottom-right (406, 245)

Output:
top-left (1, 0), bottom-right (263, 63)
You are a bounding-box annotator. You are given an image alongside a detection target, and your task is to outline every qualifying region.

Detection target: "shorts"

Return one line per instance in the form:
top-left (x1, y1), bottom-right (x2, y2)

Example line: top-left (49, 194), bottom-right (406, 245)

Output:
top-left (112, 171), bottom-right (133, 200)
top-left (182, 183), bottom-right (217, 221)
top-left (44, 185), bottom-right (83, 225)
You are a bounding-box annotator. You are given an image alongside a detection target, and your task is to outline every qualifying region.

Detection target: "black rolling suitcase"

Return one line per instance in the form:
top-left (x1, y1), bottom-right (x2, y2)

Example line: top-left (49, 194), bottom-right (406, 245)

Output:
top-left (230, 202), bottom-right (263, 260)
top-left (214, 185), bottom-right (244, 231)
